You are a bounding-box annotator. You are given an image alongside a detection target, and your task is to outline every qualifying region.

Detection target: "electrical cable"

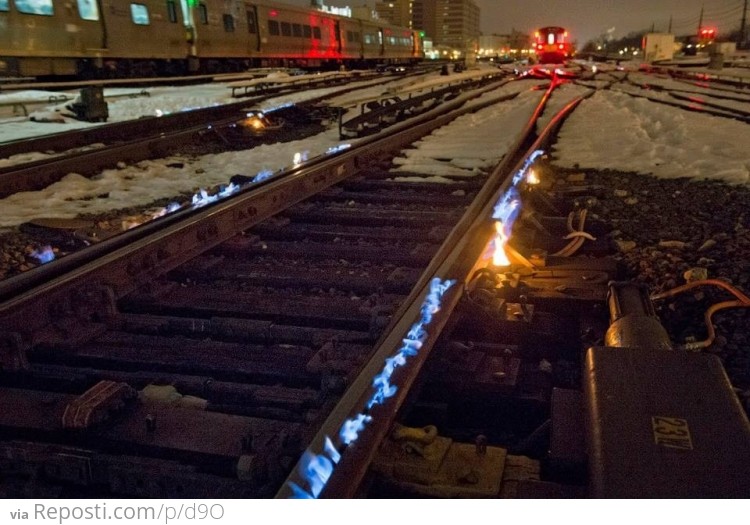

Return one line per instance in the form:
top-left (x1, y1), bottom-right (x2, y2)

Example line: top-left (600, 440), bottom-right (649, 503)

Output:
top-left (651, 279), bottom-right (750, 351)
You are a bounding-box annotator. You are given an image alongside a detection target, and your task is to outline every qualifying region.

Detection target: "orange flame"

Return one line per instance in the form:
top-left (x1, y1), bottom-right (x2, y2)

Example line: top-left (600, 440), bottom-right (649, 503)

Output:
top-left (526, 169), bottom-right (540, 185)
top-left (492, 221), bottom-right (511, 267)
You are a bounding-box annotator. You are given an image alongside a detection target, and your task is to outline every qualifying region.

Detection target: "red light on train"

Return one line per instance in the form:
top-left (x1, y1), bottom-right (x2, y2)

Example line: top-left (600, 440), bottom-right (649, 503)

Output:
top-left (558, 44), bottom-right (564, 50)
top-left (537, 44), bottom-right (543, 50)
top-left (270, 10), bottom-right (278, 17)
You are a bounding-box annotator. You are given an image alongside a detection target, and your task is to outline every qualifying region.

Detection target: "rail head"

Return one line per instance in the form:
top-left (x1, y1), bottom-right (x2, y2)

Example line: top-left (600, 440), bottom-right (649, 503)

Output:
top-left (276, 77), bottom-right (586, 499)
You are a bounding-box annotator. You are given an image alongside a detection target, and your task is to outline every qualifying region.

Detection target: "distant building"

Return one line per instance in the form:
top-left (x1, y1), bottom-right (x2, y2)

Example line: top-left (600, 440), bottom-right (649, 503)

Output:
top-left (351, 6), bottom-right (378, 21)
top-left (478, 30), bottom-right (532, 59)
top-left (374, 1), bottom-right (412, 27)
top-left (478, 34), bottom-right (510, 57)
top-left (508, 29), bottom-right (532, 53)
top-left (413, 0), bottom-right (480, 57)
top-left (412, 0), bottom-right (435, 38)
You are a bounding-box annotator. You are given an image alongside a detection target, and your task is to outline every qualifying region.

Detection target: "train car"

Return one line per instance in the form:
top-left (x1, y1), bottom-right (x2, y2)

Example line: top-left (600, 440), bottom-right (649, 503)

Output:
top-left (0, 0), bottom-right (104, 77)
top-left (533, 26), bottom-right (571, 64)
top-left (0, 0), bottom-right (190, 77)
top-left (0, 0), bottom-right (421, 77)
top-left (381, 23), bottom-right (420, 61)
top-left (101, 0), bottom-right (190, 76)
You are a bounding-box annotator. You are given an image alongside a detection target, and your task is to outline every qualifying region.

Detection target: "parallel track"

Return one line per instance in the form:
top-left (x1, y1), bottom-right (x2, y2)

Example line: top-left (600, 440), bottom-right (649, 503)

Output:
top-left (0, 77), bottom-right (548, 498)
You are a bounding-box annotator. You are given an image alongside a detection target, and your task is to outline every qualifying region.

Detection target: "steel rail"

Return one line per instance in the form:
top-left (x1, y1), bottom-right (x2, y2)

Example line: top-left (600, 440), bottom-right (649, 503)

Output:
top-left (275, 75), bottom-right (591, 499)
top-left (613, 86), bottom-right (750, 123)
top-left (0, 73), bottom-right (504, 196)
top-left (0, 77), bottom-right (514, 343)
top-left (0, 78), bottom-right (396, 196)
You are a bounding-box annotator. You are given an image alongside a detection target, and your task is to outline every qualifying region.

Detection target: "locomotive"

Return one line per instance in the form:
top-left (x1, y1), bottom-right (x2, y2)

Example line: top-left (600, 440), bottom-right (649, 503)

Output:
top-left (0, 0), bottom-right (423, 78)
top-left (533, 26), bottom-right (571, 64)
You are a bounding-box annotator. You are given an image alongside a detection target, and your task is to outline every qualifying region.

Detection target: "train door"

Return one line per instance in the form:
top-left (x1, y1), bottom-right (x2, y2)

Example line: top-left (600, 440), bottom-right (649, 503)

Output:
top-left (245, 4), bottom-right (260, 53)
top-left (334, 20), bottom-right (342, 54)
top-left (378, 28), bottom-right (384, 56)
top-left (101, 1), bottom-right (186, 61)
top-left (178, 0), bottom-right (196, 59)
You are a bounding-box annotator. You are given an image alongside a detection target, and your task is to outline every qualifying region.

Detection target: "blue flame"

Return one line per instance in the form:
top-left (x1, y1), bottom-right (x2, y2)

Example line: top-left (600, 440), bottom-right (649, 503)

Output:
top-left (31, 245), bottom-right (55, 264)
top-left (326, 144), bottom-right (352, 155)
top-left (323, 436), bottom-right (341, 464)
top-left (340, 414), bottom-right (374, 445)
top-left (492, 188), bottom-right (521, 237)
top-left (490, 149), bottom-right (545, 238)
top-left (260, 102), bottom-right (293, 113)
top-left (191, 188), bottom-right (219, 208)
top-left (218, 182), bottom-right (239, 198)
top-left (299, 451), bottom-right (335, 498)
top-left (287, 482), bottom-right (315, 499)
top-left (511, 149), bottom-right (545, 186)
top-left (253, 169), bottom-right (274, 183)
top-left (286, 277), bottom-right (455, 498)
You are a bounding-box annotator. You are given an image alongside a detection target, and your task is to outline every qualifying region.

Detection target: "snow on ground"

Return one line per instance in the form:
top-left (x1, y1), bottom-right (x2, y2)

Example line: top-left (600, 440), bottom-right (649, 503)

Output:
top-left (611, 82), bottom-right (750, 116)
top-left (627, 72), bottom-right (750, 101)
top-left (0, 127), bottom-right (345, 229)
top-left (537, 82), bottom-right (592, 133)
top-left (1, 64), bottom-right (749, 231)
top-left (553, 89), bottom-right (750, 184)
top-left (0, 75), bottom-right (539, 229)
top-left (0, 76), bottom-right (390, 144)
top-left (390, 84), bottom-right (545, 180)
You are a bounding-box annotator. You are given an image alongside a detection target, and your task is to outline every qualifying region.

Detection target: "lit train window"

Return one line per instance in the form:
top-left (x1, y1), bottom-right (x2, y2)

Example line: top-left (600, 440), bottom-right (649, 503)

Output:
top-left (547, 33), bottom-right (554, 45)
top-left (77, 0), bottom-right (98, 20)
top-left (130, 3), bottom-right (149, 25)
top-left (292, 23), bottom-right (302, 37)
top-left (280, 21), bottom-right (291, 37)
top-left (0, 0), bottom-right (7, 11)
top-left (313, 26), bottom-right (321, 39)
top-left (268, 19), bottom-right (280, 36)
top-left (166, 0), bottom-right (177, 23)
top-left (246, 10), bottom-right (256, 33)
top-left (14, 0), bottom-right (53, 15)
top-left (303, 25), bottom-right (311, 38)
top-left (222, 13), bottom-right (234, 32)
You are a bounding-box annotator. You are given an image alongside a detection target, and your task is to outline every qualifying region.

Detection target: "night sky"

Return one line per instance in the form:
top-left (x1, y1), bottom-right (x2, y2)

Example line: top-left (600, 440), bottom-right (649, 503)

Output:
top-left (282, 0), bottom-right (746, 45)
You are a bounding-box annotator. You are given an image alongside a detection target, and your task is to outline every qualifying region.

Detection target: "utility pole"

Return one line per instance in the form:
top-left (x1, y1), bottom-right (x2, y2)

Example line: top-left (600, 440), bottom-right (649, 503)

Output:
top-left (668, 15), bottom-right (672, 33)
top-left (741, 0), bottom-right (748, 49)
top-left (697, 4), bottom-right (704, 34)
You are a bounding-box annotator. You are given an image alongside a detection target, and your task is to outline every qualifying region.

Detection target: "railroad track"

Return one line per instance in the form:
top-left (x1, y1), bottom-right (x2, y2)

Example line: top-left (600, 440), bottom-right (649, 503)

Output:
top-left (0, 73), bottom-right (397, 197)
top-left (0, 75), bottom-right (552, 498)
top-left (2, 68), bottom-right (749, 499)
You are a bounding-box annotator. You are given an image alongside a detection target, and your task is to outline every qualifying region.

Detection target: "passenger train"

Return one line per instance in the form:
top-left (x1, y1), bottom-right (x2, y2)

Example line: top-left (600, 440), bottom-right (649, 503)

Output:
top-left (0, 0), bottom-right (423, 78)
top-left (533, 26), bottom-right (572, 64)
